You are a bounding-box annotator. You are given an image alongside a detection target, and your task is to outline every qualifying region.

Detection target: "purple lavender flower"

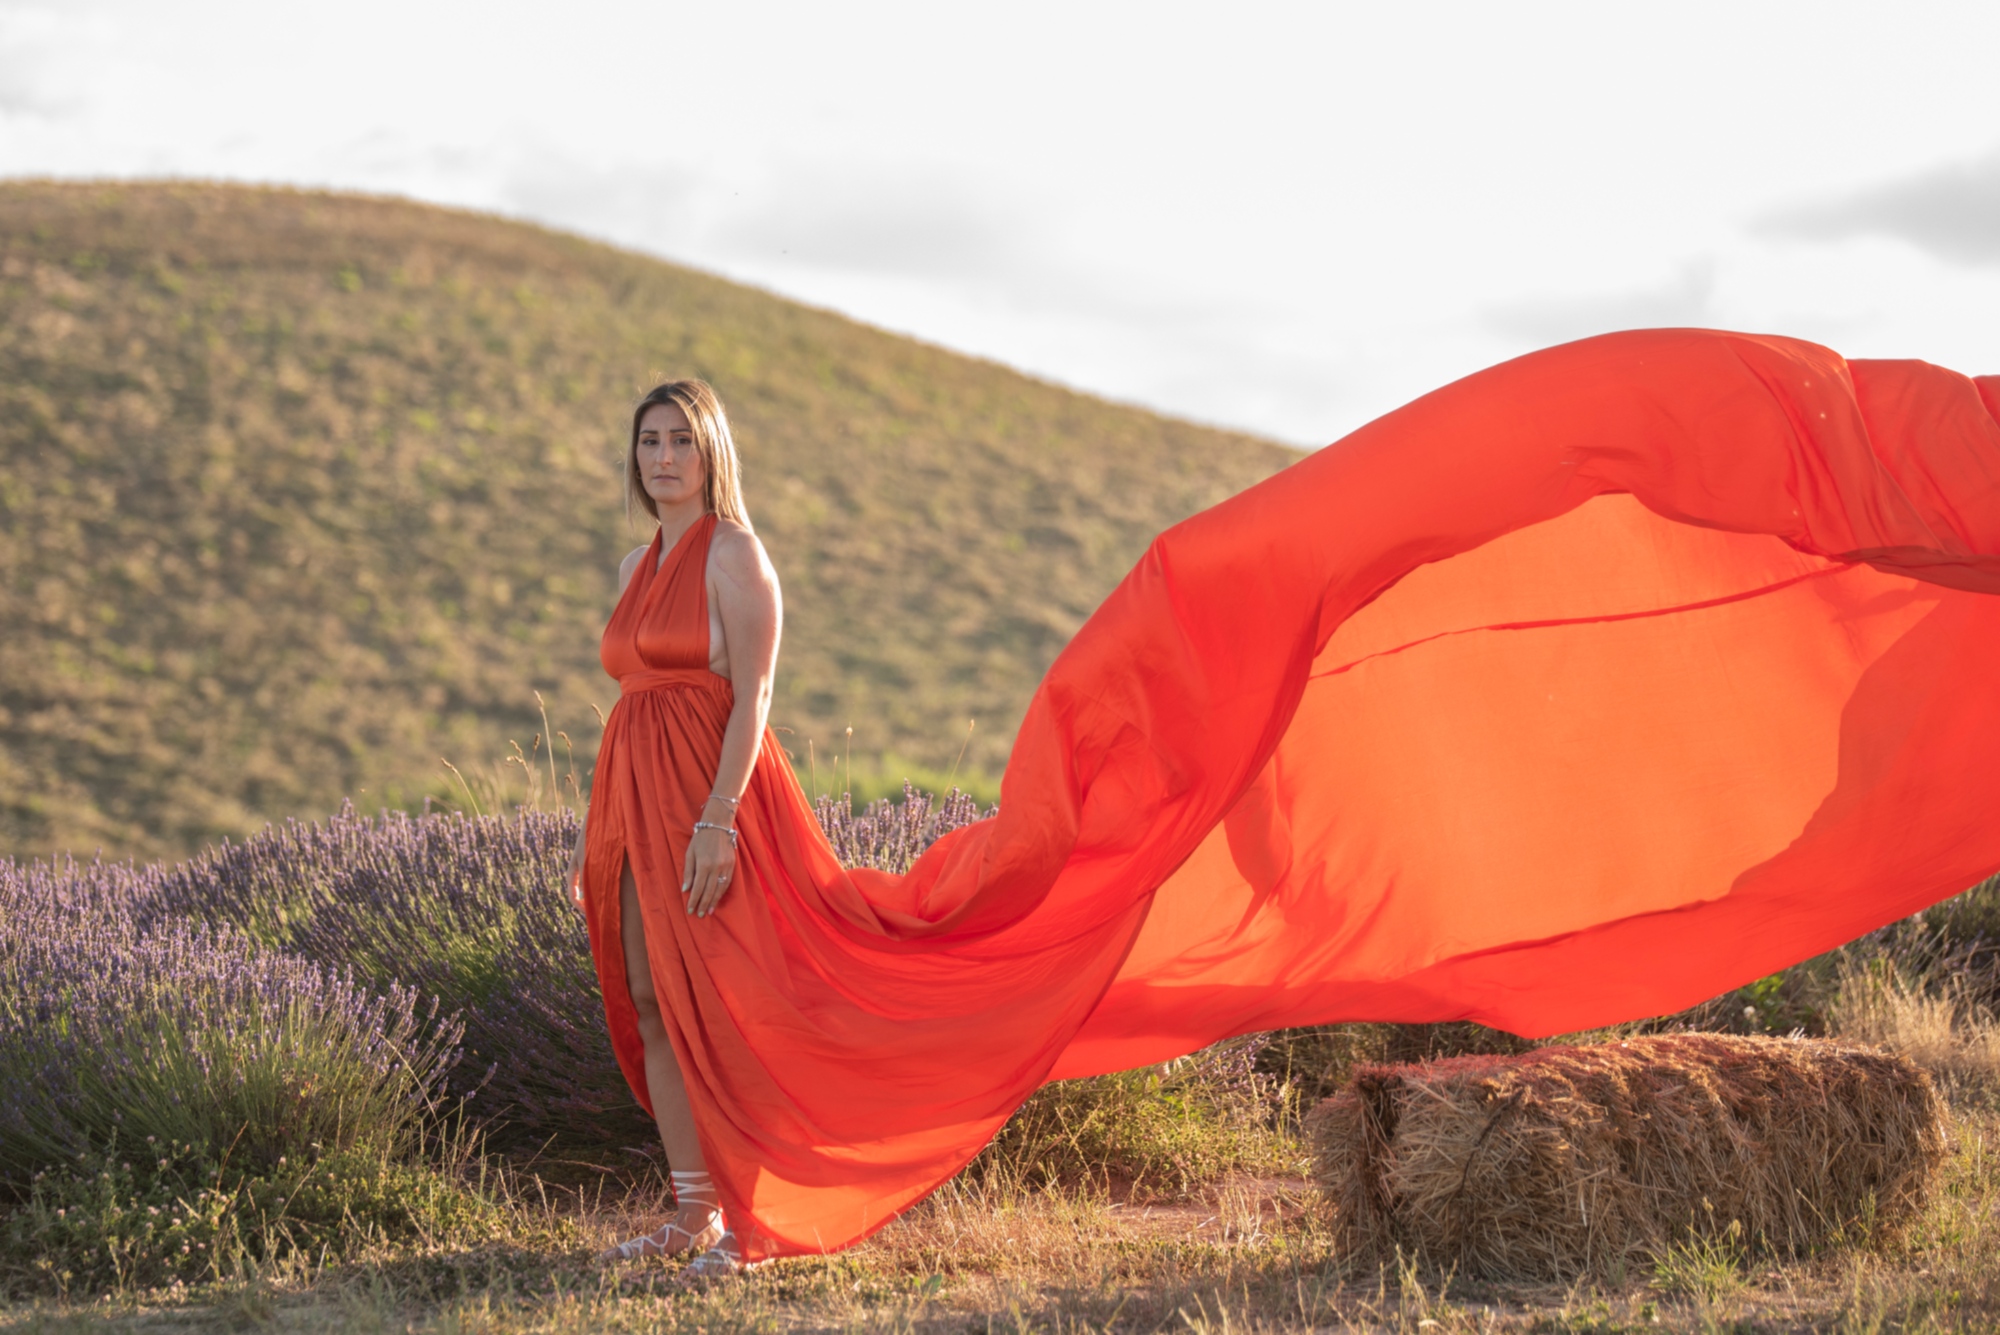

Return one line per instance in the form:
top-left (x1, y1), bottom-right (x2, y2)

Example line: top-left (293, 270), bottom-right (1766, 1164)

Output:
top-left (0, 860), bottom-right (458, 1184)
top-left (2, 788), bottom-right (995, 1168)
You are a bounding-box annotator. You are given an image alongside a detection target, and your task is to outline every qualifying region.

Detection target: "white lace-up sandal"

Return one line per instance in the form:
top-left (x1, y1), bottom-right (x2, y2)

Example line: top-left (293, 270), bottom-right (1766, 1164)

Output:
top-left (676, 1229), bottom-right (753, 1283)
top-left (599, 1169), bottom-right (725, 1263)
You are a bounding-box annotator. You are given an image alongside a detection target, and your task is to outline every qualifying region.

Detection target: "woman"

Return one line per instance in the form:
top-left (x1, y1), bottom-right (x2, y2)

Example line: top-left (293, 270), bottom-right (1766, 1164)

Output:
top-left (567, 380), bottom-right (780, 1274)
top-left (572, 340), bottom-right (2000, 1276)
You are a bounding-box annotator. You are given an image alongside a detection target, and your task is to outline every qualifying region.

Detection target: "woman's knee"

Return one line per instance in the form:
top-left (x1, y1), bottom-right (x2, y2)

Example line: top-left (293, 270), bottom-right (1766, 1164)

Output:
top-left (628, 971), bottom-right (668, 1031)
top-left (616, 863), bottom-right (676, 1049)
top-left (634, 1016), bottom-right (672, 1052)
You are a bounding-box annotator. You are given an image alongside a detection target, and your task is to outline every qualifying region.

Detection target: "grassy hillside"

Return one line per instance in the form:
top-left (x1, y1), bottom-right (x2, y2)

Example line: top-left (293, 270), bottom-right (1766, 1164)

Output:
top-left (0, 181), bottom-right (1299, 861)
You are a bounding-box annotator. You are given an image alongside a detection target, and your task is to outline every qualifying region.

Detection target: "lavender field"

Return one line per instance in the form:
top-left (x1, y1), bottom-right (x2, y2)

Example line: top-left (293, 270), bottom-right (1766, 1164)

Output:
top-left (0, 788), bottom-right (989, 1292)
top-left (7, 793), bottom-right (2000, 1327)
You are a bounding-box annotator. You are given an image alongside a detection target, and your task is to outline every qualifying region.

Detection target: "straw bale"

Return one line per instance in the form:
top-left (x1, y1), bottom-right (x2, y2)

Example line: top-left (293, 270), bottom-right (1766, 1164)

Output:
top-left (1306, 1033), bottom-right (1948, 1281)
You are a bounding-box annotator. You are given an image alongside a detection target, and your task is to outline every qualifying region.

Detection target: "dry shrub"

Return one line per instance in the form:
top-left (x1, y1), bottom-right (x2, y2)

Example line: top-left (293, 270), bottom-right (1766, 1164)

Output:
top-left (1307, 1033), bottom-right (1949, 1282)
top-left (1254, 1025), bottom-right (1393, 1108)
top-left (973, 1036), bottom-right (1299, 1197)
top-left (1830, 956), bottom-right (2000, 1107)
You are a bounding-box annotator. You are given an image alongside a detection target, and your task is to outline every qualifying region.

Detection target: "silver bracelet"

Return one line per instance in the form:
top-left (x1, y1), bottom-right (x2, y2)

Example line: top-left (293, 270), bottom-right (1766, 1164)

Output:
top-left (707, 793), bottom-right (741, 807)
top-left (691, 820), bottom-right (738, 848)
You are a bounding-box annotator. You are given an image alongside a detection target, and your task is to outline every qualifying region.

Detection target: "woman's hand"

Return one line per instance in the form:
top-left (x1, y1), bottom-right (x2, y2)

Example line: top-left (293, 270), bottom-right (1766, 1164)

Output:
top-left (683, 798), bottom-right (739, 918)
top-left (565, 821), bottom-right (587, 915)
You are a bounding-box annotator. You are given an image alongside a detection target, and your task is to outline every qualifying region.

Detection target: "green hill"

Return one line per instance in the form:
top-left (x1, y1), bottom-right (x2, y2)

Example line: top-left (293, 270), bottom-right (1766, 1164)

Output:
top-left (0, 181), bottom-right (1300, 862)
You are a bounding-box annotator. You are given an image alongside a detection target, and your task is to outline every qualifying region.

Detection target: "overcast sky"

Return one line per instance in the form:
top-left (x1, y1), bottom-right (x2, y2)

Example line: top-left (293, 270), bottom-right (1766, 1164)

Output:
top-left (3, 0), bottom-right (1998, 446)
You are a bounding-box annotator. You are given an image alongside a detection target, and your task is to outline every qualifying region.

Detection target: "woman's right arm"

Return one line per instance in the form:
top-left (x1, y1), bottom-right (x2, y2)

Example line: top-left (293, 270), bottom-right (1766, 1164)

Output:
top-left (567, 544), bottom-right (653, 908)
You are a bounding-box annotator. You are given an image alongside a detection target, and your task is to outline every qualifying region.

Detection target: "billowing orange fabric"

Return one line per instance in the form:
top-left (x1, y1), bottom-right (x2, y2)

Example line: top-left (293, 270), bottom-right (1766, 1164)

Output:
top-left (582, 329), bottom-right (2000, 1260)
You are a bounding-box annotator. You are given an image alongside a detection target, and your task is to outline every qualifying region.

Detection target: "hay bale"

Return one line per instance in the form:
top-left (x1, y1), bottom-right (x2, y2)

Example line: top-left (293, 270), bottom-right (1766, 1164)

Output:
top-left (1306, 1033), bottom-right (1948, 1281)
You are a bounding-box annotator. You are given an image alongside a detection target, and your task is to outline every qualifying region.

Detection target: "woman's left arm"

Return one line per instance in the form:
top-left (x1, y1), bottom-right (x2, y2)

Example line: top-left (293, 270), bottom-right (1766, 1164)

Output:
top-left (684, 526), bottom-right (783, 917)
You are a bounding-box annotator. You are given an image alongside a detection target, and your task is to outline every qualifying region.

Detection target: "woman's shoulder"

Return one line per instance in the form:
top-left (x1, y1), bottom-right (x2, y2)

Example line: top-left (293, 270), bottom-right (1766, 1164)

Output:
top-left (710, 517), bottom-right (764, 557)
top-left (709, 518), bottom-right (776, 581)
top-left (616, 544), bottom-right (650, 593)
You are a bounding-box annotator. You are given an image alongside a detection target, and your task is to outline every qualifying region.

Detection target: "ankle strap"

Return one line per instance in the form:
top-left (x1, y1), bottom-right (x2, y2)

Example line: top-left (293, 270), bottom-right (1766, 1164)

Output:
top-left (670, 1168), bottom-right (718, 1203)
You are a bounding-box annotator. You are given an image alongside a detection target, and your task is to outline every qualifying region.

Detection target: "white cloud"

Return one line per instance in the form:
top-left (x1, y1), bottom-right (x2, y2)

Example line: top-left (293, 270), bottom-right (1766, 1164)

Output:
top-left (1761, 149), bottom-right (2000, 268)
top-left (5, 0), bottom-right (2000, 445)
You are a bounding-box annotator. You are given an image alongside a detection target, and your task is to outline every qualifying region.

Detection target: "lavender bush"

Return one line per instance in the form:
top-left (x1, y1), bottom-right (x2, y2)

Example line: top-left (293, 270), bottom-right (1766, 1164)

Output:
top-left (163, 794), bottom-right (994, 1143)
top-left (0, 857), bottom-right (460, 1187)
top-left (0, 788), bottom-right (999, 1161)
top-left (139, 803), bottom-right (646, 1145)
top-left (813, 783), bottom-right (994, 875)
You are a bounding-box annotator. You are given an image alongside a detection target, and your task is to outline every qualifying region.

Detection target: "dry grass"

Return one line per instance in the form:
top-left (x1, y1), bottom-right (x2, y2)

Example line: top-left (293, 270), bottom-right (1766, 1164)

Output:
top-left (1306, 1033), bottom-right (1949, 1283)
top-left (2, 1113), bottom-right (1996, 1332)
top-left (1830, 954), bottom-right (2000, 1108)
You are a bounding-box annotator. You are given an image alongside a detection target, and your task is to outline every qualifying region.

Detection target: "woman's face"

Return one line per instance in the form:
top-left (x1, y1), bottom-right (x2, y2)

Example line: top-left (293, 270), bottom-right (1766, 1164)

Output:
top-left (636, 402), bottom-right (706, 512)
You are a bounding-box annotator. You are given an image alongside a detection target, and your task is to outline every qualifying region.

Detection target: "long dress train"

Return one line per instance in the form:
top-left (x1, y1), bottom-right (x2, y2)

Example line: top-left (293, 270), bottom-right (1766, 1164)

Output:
top-left (581, 328), bottom-right (2000, 1261)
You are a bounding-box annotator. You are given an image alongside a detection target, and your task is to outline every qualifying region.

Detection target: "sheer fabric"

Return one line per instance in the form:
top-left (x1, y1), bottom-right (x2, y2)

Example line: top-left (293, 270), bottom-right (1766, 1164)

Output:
top-left (581, 330), bottom-right (2000, 1260)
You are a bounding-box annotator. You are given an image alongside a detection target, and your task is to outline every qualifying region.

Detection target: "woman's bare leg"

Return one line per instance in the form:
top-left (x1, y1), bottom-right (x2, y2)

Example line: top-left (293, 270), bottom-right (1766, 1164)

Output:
top-left (615, 861), bottom-right (722, 1253)
top-left (621, 861), bottom-right (706, 1168)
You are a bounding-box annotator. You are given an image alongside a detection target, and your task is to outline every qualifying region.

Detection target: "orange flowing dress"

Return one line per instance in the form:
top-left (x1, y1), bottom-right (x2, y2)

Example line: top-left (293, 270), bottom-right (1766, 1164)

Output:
top-left (581, 329), bottom-right (2000, 1261)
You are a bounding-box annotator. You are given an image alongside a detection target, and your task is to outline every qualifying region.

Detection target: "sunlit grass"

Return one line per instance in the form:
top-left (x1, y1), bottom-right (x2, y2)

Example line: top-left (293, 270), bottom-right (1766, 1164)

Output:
top-left (0, 179), bottom-right (1294, 865)
top-left (4, 1107), bottom-right (1994, 1331)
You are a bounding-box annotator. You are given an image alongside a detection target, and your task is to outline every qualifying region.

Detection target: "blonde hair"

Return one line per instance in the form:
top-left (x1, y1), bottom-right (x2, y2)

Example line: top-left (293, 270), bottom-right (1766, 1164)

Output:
top-left (626, 379), bottom-right (751, 528)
